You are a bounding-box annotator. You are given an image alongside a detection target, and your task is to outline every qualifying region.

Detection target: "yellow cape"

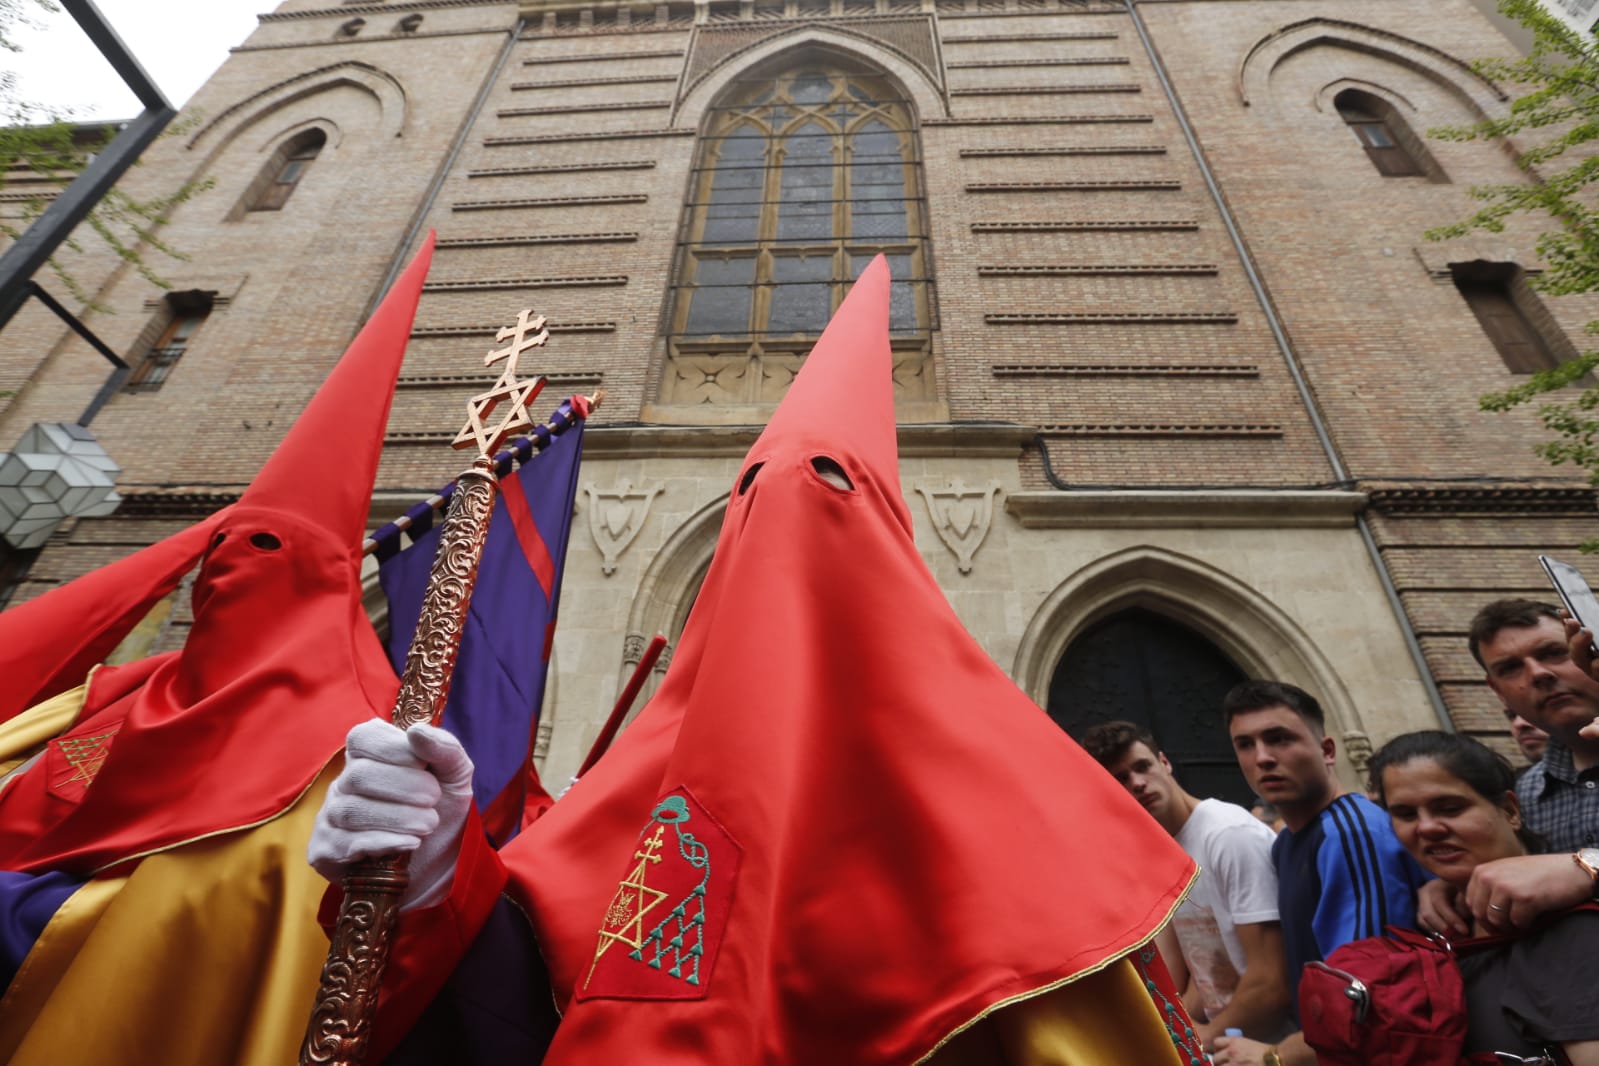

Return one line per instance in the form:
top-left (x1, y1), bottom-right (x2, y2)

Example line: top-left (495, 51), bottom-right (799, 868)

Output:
top-left (0, 683), bottom-right (337, 1066)
top-left (930, 960), bottom-right (1190, 1065)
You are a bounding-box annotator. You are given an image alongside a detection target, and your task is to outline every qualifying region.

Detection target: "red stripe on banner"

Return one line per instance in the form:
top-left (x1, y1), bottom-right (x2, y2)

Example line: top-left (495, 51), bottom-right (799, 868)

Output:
top-left (502, 478), bottom-right (556, 599)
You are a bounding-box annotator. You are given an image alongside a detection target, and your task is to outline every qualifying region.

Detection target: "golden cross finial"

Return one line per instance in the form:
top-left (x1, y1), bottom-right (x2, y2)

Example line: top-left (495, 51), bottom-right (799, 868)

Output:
top-left (452, 309), bottom-right (549, 455)
top-left (637, 825), bottom-right (666, 864)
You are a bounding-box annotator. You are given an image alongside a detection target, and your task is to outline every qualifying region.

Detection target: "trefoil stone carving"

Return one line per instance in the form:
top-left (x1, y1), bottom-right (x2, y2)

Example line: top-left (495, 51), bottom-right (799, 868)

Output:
top-left (585, 480), bottom-right (661, 575)
top-left (915, 480), bottom-right (1001, 574)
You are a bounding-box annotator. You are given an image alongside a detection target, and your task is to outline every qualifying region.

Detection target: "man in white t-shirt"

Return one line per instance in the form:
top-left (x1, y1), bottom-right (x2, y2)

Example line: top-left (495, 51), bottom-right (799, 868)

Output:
top-left (1083, 720), bottom-right (1292, 1046)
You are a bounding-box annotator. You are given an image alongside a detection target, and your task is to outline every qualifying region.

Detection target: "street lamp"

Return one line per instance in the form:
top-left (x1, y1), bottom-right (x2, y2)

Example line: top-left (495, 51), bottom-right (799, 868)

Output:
top-left (0, 423), bottom-right (122, 549)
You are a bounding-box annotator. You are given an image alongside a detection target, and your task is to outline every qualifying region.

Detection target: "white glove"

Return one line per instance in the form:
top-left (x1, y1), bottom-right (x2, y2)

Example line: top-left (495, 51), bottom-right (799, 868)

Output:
top-left (308, 719), bottom-right (476, 912)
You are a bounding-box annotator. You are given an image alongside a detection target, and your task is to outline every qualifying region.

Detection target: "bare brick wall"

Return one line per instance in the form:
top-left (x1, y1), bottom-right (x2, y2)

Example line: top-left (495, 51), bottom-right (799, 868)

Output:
top-left (1140, 0), bottom-right (1599, 742)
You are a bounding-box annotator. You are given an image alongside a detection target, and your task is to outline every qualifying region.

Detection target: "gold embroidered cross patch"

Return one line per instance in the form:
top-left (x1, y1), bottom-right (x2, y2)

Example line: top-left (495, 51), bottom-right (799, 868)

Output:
top-left (58, 732), bottom-right (116, 784)
top-left (587, 825), bottom-right (669, 986)
top-left (578, 788), bottom-right (741, 1003)
top-left (47, 726), bottom-right (120, 802)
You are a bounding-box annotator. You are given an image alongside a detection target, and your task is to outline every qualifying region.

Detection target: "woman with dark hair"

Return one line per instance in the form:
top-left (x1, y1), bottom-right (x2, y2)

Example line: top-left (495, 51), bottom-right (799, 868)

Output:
top-left (1369, 731), bottom-right (1599, 1065)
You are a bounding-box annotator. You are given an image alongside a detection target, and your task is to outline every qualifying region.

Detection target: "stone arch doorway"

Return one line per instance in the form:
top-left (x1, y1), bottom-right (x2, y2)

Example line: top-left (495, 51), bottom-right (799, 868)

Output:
top-left (1015, 546), bottom-right (1373, 787)
top-left (619, 494), bottom-right (727, 707)
top-left (1048, 608), bottom-right (1252, 807)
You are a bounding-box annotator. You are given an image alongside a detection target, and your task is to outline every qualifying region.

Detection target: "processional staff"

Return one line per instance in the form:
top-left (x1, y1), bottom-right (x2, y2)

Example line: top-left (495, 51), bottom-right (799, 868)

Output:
top-left (300, 308), bottom-right (564, 1066)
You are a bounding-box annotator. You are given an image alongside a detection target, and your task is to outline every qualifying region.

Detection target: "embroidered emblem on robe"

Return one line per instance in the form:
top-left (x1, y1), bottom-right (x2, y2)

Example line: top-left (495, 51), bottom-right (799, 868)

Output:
top-left (579, 787), bottom-right (739, 1001)
top-left (46, 726), bottom-right (120, 803)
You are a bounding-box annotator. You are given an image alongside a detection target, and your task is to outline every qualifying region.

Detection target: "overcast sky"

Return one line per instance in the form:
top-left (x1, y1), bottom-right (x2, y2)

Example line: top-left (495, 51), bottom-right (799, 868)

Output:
top-left (8, 0), bottom-right (265, 121)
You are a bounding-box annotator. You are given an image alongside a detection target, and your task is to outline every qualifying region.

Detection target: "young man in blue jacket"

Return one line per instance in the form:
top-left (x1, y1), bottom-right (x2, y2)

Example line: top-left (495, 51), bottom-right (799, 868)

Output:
top-left (1210, 680), bottom-right (1428, 1066)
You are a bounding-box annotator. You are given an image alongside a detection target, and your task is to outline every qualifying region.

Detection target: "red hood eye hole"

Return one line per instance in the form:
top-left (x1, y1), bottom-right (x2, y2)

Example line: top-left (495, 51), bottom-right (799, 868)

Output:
top-left (738, 462), bottom-right (764, 496)
top-left (249, 532), bottom-right (283, 551)
top-left (811, 456), bottom-right (854, 491)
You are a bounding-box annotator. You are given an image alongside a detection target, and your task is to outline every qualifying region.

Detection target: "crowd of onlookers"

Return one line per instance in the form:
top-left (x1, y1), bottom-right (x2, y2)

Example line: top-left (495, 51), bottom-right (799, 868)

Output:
top-left (1082, 598), bottom-right (1599, 1066)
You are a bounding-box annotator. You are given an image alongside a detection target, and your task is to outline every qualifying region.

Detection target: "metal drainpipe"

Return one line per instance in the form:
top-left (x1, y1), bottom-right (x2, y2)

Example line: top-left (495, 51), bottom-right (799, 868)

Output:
top-left (1123, 0), bottom-right (1454, 731)
top-left (362, 15), bottom-right (527, 318)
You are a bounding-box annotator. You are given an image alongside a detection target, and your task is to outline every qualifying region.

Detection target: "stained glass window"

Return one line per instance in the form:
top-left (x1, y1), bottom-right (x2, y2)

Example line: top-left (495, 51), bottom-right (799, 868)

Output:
top-left (664, 57), bottom-right (933, 411)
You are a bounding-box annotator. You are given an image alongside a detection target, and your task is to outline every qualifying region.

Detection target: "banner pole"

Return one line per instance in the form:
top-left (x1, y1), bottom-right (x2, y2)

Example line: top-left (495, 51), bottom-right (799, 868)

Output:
top-left (299, 310), bottom-right (555, 1066)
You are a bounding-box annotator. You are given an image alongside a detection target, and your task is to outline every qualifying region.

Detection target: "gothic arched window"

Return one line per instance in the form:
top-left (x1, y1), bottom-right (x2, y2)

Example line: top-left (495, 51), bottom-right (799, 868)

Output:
top-left (1048, 609), bottom-right (1254, 806)
top-left (659, 56), bottom-right (933, 414)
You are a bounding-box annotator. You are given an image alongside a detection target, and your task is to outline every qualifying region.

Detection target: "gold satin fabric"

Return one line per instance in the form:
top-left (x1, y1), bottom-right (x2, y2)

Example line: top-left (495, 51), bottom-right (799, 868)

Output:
top-left (0, 683), bottom-right (336, 1065)
top-left (0, 682), bottom-right (92, 782)
top-left (930, 958), bottom-right (1185, 1066)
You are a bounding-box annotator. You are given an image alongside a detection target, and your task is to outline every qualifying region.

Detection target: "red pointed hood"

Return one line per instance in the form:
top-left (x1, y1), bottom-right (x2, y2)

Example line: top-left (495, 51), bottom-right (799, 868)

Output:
top-left (746, 255), bottom-right (909, 534)
top-left (0, 513), bottom-right (221, 723)
top-left (0, 236), bottom-right (435, 874)
top-left (512, 255), bottom-right (1196, 1064)
top-left (172, 232), bottom-right (434, 705)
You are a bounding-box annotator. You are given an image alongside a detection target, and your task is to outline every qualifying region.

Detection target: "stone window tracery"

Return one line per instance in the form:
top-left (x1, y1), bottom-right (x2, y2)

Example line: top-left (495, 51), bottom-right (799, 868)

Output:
top-left (658, 56), bottom-right (934, 415)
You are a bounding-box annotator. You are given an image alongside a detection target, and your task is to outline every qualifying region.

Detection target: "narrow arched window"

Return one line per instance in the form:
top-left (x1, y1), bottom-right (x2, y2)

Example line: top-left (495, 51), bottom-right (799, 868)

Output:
top-left (1048, 609), bottom-right (1253, 806)
top-left (660, 56), bottom-right (933, 415)
top-left (250, 129), bottom-right (326, 212)
top-left (1334, 89), bottom-right (1439, 180)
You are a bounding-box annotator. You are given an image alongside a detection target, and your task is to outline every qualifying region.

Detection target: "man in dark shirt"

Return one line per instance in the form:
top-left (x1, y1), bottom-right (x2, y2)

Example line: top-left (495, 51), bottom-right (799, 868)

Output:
top-left (1503, 705), bottom-right (1548, 767)
top-left (1415, 600), bottom-right (1599, 941)
top-left (1210, 680), bottom-right (1427, 1066)
top-left (1474, 601), bottom-right (1599, 854)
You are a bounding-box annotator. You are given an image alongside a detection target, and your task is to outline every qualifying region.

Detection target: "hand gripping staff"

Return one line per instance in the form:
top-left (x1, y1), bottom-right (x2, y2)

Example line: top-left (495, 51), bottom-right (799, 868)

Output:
top-left (299, 309), bottom-right (561, 1066)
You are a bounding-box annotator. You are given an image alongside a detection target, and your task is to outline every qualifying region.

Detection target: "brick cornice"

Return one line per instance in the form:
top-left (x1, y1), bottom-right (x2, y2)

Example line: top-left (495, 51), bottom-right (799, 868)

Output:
top-left (987, 311), bottom-right (1237, 325)
top-left (941, 31), bottom-right (1117, 42)
top-left (972, 219), bottom-right (1197, 233)
top-left (1363, 484), bottom-right (1599, 517)
top-left (233, 27), bottom-right (506, 52)
top-left (117, 492), bottom-right (240, 517)
top-left (570, 421), bottom-right (1035, 459)
top-left (1006, 490), bottom-right (1367, 530)
top-left (1038, 422), bottom-right (1279, 438)
top-left (939, 3), bottom-right (1121, 18)
top-left (260, 0), bottom-right (513, 21)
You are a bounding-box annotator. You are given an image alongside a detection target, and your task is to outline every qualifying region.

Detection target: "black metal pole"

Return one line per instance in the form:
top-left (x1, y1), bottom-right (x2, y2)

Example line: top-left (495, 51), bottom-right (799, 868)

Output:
top-left (0, 0), bottom-right (175, 331)
top-left (20, 282), bottom-right (130, 425)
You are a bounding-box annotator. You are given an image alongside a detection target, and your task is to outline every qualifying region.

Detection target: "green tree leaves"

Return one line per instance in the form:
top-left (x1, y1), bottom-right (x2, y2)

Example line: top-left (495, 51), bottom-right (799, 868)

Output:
top-left (1431, 1), bottom-right (1599, 546)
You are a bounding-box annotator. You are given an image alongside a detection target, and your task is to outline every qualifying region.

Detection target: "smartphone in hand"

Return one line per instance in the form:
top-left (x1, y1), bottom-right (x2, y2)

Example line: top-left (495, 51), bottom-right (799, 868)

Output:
top-left (1538, 554), bottom-right (1599, 638)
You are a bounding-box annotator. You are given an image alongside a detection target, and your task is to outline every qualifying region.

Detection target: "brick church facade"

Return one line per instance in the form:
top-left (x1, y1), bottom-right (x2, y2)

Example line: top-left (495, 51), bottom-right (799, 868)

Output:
top-left (3, 0), bottom-right (1593, 792)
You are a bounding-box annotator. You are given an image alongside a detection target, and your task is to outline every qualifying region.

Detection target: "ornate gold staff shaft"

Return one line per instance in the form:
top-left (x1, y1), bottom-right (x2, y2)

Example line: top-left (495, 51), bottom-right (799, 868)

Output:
top-left (300, 310), bottom-right (554, 1066)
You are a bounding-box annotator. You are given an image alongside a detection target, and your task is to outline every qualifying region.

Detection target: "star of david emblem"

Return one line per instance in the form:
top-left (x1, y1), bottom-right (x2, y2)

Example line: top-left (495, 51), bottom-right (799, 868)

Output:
top-left (451, 309), bottom-right (550, 455)
top-left (451, 374), bottom-right (544, 454)
top-left (46, 725), bottom-right (121, 803)
top-left (587, 826), bottom-right (669, 985)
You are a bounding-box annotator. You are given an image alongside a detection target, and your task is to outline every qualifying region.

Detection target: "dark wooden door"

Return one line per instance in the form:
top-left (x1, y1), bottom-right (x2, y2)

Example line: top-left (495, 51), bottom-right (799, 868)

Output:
top-left (1048, 609), bottom-right (1254, 807)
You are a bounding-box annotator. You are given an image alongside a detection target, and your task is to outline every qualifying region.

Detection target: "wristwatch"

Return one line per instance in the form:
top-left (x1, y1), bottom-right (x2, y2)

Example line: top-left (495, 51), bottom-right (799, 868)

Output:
top-left (1262, 1048), bottom-right (1282, 1066)
top-left (1576, 847), bottom-right (1599, 898)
